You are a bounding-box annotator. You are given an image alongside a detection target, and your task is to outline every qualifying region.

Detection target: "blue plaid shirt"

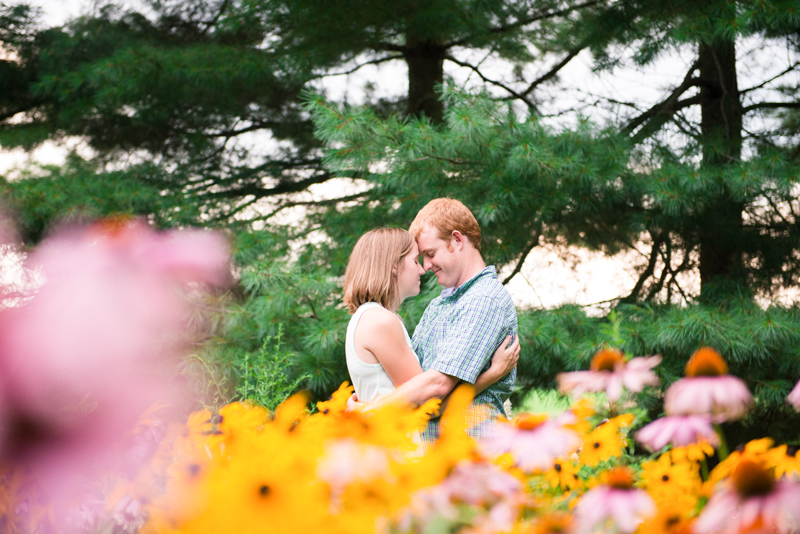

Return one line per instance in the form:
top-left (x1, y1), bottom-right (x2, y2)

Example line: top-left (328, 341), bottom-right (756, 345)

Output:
top-left (411, 266), bottom-right (518, 442)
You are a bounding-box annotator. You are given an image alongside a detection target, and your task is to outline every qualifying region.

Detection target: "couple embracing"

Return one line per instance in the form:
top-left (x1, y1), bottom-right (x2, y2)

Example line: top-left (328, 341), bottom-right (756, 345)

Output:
top-left (342, 198), bottom-right (520, 444)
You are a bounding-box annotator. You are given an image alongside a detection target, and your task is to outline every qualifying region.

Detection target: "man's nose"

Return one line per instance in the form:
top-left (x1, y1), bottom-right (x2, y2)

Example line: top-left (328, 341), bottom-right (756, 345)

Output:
top-left (422, 257), bottom-right (433, 271)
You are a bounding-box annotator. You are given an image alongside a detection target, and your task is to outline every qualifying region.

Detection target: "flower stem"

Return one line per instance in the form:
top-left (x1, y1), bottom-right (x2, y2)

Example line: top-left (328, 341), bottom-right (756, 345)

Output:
top-left (700, 458), bottom-right (709, 481)
top-left (713, 424), bottom-right (729, 461)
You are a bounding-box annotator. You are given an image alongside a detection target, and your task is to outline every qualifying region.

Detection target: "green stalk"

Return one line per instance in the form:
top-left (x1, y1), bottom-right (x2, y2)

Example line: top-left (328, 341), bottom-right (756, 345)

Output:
top-left (713, 423), bottom-right (729, 460)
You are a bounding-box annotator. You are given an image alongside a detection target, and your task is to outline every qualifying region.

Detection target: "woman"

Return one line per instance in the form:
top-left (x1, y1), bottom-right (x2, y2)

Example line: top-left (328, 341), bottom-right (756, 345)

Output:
top-left (342, 228), bottom-right (519, 404)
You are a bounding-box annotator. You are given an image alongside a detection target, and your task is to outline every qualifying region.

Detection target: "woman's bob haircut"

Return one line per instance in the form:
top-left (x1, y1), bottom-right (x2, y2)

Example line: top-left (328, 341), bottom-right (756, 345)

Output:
top-left (342, 228), bottom-right (415, 314)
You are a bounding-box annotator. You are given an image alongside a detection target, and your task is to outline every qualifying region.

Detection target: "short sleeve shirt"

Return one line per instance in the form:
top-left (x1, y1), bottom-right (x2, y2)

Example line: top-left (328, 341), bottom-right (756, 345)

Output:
top-left (411, 266), bottom-right (518, 439)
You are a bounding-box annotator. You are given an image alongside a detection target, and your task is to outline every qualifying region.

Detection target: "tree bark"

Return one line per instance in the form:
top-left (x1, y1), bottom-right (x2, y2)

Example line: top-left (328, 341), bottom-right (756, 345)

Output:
top-left (404, 34), bottom-right (446, 123)
top-left (696, 38), bottom-right (746, 299)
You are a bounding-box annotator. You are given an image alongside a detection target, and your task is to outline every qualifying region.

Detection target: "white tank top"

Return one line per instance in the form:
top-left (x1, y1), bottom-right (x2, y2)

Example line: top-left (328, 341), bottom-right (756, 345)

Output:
top-left (346, 302), bottom-right (414, 403)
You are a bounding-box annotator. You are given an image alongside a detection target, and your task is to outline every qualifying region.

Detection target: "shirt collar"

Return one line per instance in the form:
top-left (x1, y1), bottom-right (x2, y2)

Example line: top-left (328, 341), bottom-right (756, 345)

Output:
top-left (439, 266), bottom-right (497, 299)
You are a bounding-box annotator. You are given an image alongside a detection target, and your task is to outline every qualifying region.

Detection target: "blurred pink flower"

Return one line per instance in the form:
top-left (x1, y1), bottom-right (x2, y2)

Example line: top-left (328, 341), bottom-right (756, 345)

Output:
top-left (557, 348), bottom-right (660, 402)
top-left (664, 347), bottom-right (752, 423)
top-left (695, 459), bottom-right (800, 534)
top-left (0, 219), bottom-right (229, 513)
top-left (573, 467), bottom-right (655, 534)
top-left (317, 437), bottom-right (389, 492)
top-left (787, 380), bottom-right (800, 411)
top-left (481, 412), bottom-right (581, 473)
top-left (635, 415), bottom-right (719, 451)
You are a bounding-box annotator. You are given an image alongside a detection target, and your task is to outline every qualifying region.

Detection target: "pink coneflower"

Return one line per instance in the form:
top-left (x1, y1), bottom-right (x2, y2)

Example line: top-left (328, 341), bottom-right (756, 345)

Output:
top-left (557, 348), bottom-right (661, 403)
top-left (787, 380), bottom-right (800, 411)
top-left (694, 459), bottom-right (800, 534)
top-left (573, 467), bottom-right (656, 534)
top-left (635, 415), bottom-right (719, 451)
top-left (664, 347), bottom-right (752, 423)
top-left (481, 413), bottom-right (582, 473)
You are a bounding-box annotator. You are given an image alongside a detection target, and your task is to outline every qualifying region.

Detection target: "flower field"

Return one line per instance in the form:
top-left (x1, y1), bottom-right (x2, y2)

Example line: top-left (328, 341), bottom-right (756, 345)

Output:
top-left (4, 347), bottom-right (799, 534)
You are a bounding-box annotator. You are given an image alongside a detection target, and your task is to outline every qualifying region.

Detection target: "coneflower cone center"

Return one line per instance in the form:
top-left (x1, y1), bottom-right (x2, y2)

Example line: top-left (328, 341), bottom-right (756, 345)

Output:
top-left (515, 414), bottom-right (549, 430)
top-left (732, 460), bottom-right (775, 497)
top-left (590, 348), bottom-right (625, 372)
top-left (606, 467), bottom-right (635, 489)
top-left (685, 347), bottom-right (729, 377)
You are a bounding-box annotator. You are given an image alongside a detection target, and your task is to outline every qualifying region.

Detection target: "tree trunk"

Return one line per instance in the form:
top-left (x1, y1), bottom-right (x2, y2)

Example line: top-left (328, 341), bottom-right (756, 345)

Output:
top-left (696, 38), bottom-right (746, 300)
top-left (404, 34), bottom-right (446, 123)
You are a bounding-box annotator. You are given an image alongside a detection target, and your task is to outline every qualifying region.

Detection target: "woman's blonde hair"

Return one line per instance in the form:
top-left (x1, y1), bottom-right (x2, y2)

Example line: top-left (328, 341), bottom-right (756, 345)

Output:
top-left (342, 228), bottom-right (415, 314)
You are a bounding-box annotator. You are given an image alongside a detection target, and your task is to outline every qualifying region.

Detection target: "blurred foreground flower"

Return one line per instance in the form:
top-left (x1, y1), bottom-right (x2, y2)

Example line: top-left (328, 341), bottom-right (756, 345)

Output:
top-left (557, 348), bottom-right (660, 402)
top-left (480, 412), bottom-right (581, 473)
top-left (664, 347), bottom-right (752, 423)
top-left (787, 379), bottom-right (800, 411)
top-left (573, 467), bottom-right (655, 534)
top-left (695, 458), bottom-right (800, 534)
top-left (636, 415), bottom-right (719, 451)
top-left (0, 219), bottom-right (229, 520)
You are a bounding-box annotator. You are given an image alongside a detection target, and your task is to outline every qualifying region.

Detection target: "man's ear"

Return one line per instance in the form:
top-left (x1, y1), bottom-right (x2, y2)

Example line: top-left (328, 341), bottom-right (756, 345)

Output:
top-left (450, 230), bottom-right (466, 251)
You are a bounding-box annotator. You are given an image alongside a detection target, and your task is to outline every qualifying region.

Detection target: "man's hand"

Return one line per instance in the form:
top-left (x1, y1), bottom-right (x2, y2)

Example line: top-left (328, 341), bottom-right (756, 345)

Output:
top-left (346, 392), bottom-right (364, 411)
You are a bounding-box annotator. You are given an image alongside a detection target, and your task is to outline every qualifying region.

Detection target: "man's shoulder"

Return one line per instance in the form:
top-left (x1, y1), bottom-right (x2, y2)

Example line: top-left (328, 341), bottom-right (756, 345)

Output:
top-left (460, 274), bottom-right (515, 309)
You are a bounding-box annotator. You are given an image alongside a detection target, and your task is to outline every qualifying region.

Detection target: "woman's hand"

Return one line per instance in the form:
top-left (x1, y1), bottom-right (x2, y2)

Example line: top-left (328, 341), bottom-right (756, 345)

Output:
top-left (490, 335), bottom-right (520, 378)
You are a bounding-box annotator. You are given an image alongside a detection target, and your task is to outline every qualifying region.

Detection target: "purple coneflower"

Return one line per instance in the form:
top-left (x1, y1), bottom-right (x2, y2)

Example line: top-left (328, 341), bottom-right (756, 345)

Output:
top-left (635, 414), bottom-right (719, 451)
top-left (694, 459), bottom-right (800, 534)
top-left (664, 347), bottom-right (752, 423)
top-left (787, 379), bottom-right (800, 411)
top-left (557, 348), bottom-right (661, 403)
top-left (573, 467), bottom-right (655, 534)
top-left (481, 413), bottom-right (581, 473)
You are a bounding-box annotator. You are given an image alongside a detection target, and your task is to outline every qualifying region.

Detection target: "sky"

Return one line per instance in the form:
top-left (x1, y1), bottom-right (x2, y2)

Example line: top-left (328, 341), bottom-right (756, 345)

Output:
top-left (3, 1), bottom-right (799, 312)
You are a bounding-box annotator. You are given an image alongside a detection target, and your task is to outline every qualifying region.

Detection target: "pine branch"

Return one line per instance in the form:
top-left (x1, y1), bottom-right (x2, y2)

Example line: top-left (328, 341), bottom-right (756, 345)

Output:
top-left (623, 60), bottom-right (702, 140)
top-left (200, 171), bottom-right (334, 200)
top-left (620, 232), bottom-right (664, 303)
top-left (323, 55), bottom-right (405, 77)
top-left (502, 223), bottom-right (542, 285)
top-left (740, 61), bottom-right (800, 95)
top-left (444, 1), bottom-right (601, 49)
top-left (258, 192), bottom-right (371, 221)
top-left (517, 46), bottom-right (585, 98)
top-left (444, 54), bottom-right (536, 109)
top-left (743, 102), bottom-right (800, 113)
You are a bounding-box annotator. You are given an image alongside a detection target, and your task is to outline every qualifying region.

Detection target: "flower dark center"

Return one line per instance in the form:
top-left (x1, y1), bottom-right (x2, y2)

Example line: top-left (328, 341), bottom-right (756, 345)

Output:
top-left (515, 414), bottom-right (549, 430)
top-left (259, 484), bottom-right (271, 497)
top-left (685, 347), bottom-right (729, 377)
top-left (732, 460), bottom-right (775, 497)
top-left (593, 442), bottom-right (601, 449)
top-left (661, 474), bottom-right (669, 482)
top-left (554, 463), bottom-right (562, 472)
top-left (590, 348), bottom-right (625, 372)
top-left (606, 467), bottom-right (635, 489)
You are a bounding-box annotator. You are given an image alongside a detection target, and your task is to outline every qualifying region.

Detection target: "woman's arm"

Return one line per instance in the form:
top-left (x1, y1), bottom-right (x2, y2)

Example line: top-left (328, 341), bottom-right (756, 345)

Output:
top-left (357, 308), bottom-right (423, 386)
top-left (473, 335), bottom-right (520, 394)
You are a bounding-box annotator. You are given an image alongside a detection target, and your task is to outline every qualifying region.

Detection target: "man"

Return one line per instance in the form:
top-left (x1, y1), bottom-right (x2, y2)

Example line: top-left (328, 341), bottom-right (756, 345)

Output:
top-left (384, 197), bottom-right (519, 441)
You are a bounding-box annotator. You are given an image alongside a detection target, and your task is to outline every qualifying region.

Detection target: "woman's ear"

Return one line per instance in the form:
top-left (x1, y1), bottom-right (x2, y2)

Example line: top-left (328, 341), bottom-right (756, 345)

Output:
top-left (392, 266), bottom-right (398, 277)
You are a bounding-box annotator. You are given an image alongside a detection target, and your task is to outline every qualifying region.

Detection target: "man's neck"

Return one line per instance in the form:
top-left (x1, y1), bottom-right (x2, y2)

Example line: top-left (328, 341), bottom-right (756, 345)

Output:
top-left (451, 253), bottom-right (486, 289)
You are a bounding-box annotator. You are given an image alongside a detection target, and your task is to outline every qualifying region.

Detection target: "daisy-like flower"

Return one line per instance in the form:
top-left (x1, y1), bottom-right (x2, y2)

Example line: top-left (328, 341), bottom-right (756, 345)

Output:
top-left (787, 379), bottom-right (800, 411)
top-left (694, 459), bottom-right (800, 534)
top-left (579, 414), bottom-right (633, 467)
top-left (557, 348), bottom-right (661, 402)
top-left (544, 458), bottom-right (582, 491)
top-left (664, 347), bottom-right (753, 423)
top-left (573, 467), bottom-right (656, 534)
top-left (639, 453), bottom-right (701, 504)
top-left (481, 413), bottom-right (582, 473)
top-left (635, 415), bottom-right (719, 452)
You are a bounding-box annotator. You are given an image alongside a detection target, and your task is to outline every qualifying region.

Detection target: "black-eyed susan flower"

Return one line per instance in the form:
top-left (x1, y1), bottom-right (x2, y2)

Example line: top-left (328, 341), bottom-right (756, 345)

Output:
top-left (573, 467), bottom-right (656, 534)
top-left (639, 453), bottom-right (701, 504)
top-left (544, 458), bottom-right (582, 491)
top-left (664, 347), bottom-right (753, 423)
top-left (557, 348), bottom-right (661, 402)
top-left (579, 415), bottom-right (632, 467)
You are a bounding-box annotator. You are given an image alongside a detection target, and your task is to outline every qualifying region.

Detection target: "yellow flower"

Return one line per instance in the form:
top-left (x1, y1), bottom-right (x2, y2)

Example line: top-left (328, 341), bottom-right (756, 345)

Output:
top-left (639, 453), bottom-right (701, 505)
top-left (670, 441), bottom-right (715, 464)
top-left (543, 459), bottom-right (582, 491)
top-left (579, 417), bottom-right (628, 466)
top-left (636, 502), bottom-right (695, 534)
top-left (316, 382), bottom-right (354, 415)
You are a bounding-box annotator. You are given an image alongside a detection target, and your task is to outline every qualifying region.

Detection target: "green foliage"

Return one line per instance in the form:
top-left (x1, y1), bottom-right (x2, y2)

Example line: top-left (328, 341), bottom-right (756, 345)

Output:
top-left (236, 327), bottom-right (310, 411)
